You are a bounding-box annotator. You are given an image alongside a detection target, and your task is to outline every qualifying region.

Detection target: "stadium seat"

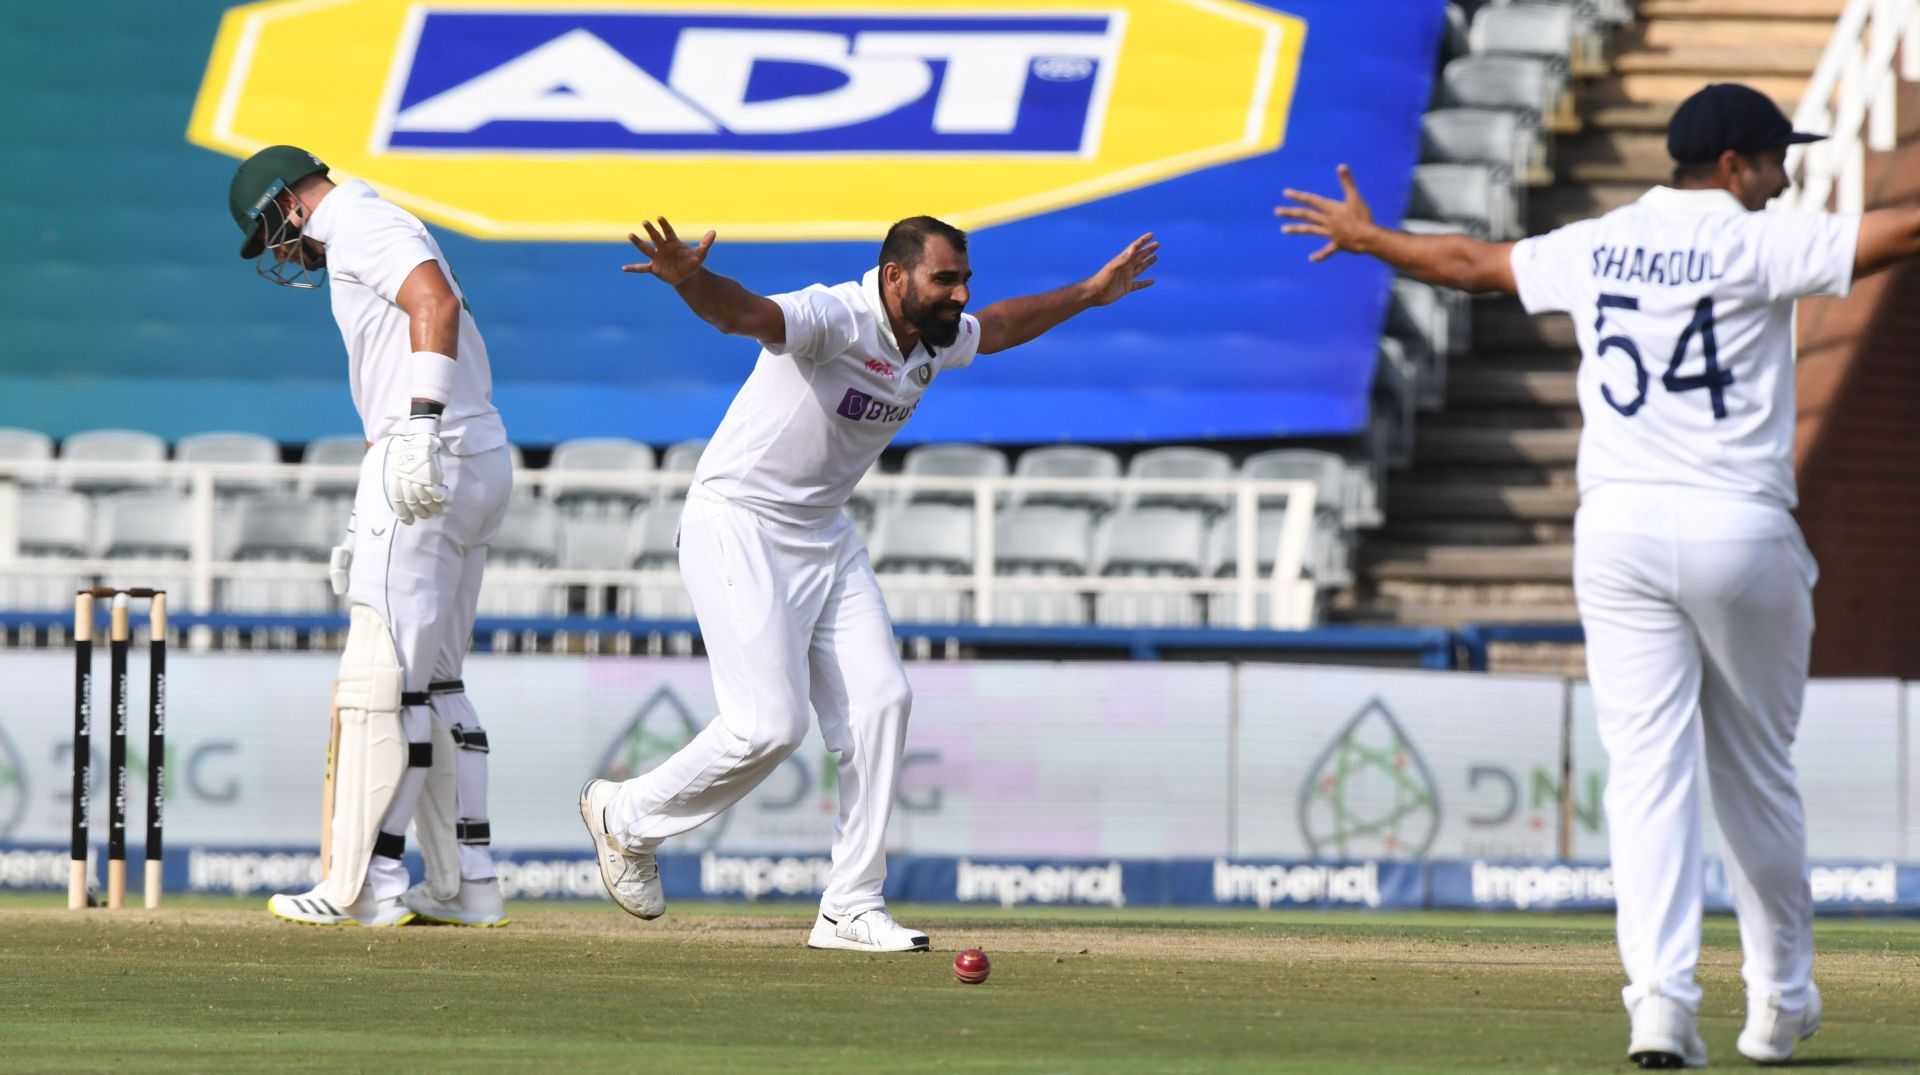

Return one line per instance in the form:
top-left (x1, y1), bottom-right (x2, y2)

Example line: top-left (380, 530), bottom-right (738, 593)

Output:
top-left (1093, 506), bottom-right (1208, 627)
top-left (872, 502), bottom-right (973, 622)
top-left (1241, 449), bottom-right (1349, 518)
top-left (1010, 445), bottom-right (1122, 516)
top-left (546, 437), bottom-right (655, 516)
top-left (900, 442), bottom-right (1008, 506)
top-left (99, 490), bottom-right (194, 559)
top-left (94, 489), bottom-right (194, 600)
top-left (1388, 281), bottom-right (1450, 412)
top-left (478, 495), bottom-right (565, 616)
top-left (660, 438), bottom-right (706, 500)
top-left (1421, 107), bottom-right (1543, 187)
top-left (1374, 339), bottom-right (1420, 470)
top-left (562, 517), bottom-right (630, 571)
top-left (1469, 3), bottom-right (1574, 69)
top-left (1437, 55), bottom-right (1563, 127)
top-left (297, 436), bottom-right (366, 500)
top-left (175, 431), bottom-right (283, 495)
top-left (0, 427), bottom-right (55, 484)
top-left (1126, 446), bottom-right (1235, 517)
top-left (223, 494), bottom-right (334, 614)
top-left (622, 504), bottom-right (692, 620)
top-left (60, 429), bottom-right (168, 494)
top-left (0, 488), bottom-right (92, 610)
top-left (992, 505), bottom-right (1093, 625)
top-left (1409, 163), bottom-right (1517, 241)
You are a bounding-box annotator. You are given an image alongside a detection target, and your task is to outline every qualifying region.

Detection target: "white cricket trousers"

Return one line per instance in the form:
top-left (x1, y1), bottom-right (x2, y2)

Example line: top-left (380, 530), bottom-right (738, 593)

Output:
top-left (347, 442), bottom-right (512, 899)
top-left (606, 488), bottom-right (912, 917)
top-left (1574, 483), bottom-right (1817, 1016)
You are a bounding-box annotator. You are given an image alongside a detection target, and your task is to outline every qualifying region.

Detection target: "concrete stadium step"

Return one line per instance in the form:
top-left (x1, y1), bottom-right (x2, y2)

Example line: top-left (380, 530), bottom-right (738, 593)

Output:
top-left (1387, 484), bottom-right (1581, 521)
top-left (1446, 366), bottom-right (1579, 408)
top-left (1333, 592), bottom-right (1582, 629)
top-left (1612, 45), bottom-right (1825, 77)
top-left (1629, 17), bottom-right (1838, 50)
top-left (1531, 182), bottom-right (1648, 229)
top-left (1471, 301), bottom-right (1578, 352)
top-left (1424, 405), bottom-right (1581, 430)
top-left (1560, 130), bottom-right (1678, 184)
top-left (1584, 72), bottom-right (1811, 108)
top-left (1362, 543), bottom-right (1575, 583)
top-left (1417, 427), bottom-right (1581, 466)
top-left (1639, 0), bottom-right (1845, 20)
top-left (1380, 519), bottom-right (1576, 544)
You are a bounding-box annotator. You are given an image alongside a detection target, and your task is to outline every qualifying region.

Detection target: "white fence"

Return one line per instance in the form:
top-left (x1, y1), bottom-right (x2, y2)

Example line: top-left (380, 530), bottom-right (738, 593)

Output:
top-left (0, 458), bottom-right (1322, 632)
top-left (1784, 0), bottom-right (1920, 212)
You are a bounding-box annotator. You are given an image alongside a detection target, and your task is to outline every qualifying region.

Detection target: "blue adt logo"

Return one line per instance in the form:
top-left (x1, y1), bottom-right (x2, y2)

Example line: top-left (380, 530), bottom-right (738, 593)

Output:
top-left (385, 12), bottom-right (1117, 154)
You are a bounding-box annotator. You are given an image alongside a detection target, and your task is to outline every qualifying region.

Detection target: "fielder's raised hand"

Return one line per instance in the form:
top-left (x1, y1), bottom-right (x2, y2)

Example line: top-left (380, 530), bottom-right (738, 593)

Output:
top-left (623, 217), bottom-right (716, 286)
top-left (1086, 233), bottom-right (1160, 305)
top-left (1274, 164), bottom-right (1379, 262)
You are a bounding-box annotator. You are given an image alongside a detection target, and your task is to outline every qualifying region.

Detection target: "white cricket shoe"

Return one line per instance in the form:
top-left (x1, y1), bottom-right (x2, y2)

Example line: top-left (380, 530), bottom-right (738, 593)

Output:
top-left (807, 908), bottom-right (930, 952)
top-left (403, 878), bottom-right (510, 928)
top-left (579, 778), bottom-right (665, 920)
top-left (1626, 986), bottom-right (1708, 1069)
top-left (1738, 985), bottom-right (1821, 1064)
top-left (268, 882), bottom-right (415, 928)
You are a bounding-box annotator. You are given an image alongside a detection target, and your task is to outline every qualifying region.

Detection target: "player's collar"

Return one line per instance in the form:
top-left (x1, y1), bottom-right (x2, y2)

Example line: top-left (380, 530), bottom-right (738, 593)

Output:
top-left (302, 179), bottom-right (374, 245)
top-left (861, 267), bottom-right (932, 362)
top-left (1638, 186), bottom-right (1746, 214)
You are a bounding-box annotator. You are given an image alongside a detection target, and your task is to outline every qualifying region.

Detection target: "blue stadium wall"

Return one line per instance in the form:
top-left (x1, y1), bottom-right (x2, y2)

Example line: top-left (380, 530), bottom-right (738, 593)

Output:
top-left (0, 1), bottom-right (1446, 446)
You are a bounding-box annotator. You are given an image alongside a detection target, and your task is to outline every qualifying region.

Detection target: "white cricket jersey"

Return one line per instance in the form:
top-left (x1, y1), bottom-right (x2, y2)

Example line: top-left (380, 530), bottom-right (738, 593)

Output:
top-left (693, 268), bottom-right (981, 526)
top-left (1509, 186), bottom-right (1857, 508)
top-left (302, 180), bottom-right (508, 455)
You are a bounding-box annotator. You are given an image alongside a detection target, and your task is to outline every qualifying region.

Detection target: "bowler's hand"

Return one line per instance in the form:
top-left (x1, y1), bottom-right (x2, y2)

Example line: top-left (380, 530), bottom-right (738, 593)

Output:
top-left (1086, 233), bottom-right (1159, 306)
top-left (623, 217), bottom-right (715, 286)
top-left (1275, 164), bottom-right (1378, 262)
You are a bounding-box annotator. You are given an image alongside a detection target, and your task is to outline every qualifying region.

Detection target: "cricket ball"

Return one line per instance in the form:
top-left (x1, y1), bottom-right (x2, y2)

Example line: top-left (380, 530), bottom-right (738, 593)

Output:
top-left (953, 947), bottom-right (991, 984)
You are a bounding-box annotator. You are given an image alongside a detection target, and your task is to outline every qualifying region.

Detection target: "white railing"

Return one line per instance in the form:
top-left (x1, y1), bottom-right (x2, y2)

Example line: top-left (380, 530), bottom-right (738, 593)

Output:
top-left (0, 458), bottom-right (1324, 633)
top-left (1784, 0), bottom-right (1920, 212)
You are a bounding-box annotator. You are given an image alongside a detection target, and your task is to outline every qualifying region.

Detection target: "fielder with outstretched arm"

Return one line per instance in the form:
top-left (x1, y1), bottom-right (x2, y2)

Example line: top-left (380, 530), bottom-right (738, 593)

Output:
top-left (580, 215), bottom-right (1156, 952)
top-left (229, 145), bottom-right (512, 927)
top-left (1276, 84), bottom-right (1920, 1068)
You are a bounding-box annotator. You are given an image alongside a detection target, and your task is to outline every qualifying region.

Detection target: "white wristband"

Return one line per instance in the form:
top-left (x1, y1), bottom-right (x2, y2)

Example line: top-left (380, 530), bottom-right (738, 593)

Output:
top-left (408, 350), bottom-right (457, 405)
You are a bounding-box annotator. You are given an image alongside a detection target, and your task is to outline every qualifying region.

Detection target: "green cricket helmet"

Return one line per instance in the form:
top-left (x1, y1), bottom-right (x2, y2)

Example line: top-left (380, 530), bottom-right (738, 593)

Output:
top-left (228, 144), bottom-right (328, 260)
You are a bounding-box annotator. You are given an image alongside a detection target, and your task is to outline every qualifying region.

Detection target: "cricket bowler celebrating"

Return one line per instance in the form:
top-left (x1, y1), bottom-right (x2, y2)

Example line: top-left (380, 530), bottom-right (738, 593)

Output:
top-left (580, 215), bottom-right (1157, 951)
top-left (1277, 84), bottom-right (1920, 1067)
top-left (229, 146), bottom-right (512, 928)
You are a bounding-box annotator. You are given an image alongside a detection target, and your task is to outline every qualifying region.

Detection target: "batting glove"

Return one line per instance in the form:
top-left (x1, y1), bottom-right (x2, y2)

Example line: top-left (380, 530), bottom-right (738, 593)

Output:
top-left (384, 414), bottom-right (451, 524)
top-left (327, 513), bottom-right (354, 596)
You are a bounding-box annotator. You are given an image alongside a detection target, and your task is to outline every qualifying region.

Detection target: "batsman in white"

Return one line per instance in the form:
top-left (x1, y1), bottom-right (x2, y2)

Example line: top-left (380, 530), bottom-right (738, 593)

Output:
top-left (1278, 83), bottom-right (1920, 1067)
top-left (228, 145), bottom-right (513, 928)
top-left (579, 215), bottom-right (1157, 951)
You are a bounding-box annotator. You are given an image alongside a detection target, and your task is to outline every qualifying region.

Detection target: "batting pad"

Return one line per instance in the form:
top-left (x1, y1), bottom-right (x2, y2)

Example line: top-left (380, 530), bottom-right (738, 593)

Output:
top-left (412, 712), bottom-right (461, 901)
top-left (325, 604), bottom-right (408, 907)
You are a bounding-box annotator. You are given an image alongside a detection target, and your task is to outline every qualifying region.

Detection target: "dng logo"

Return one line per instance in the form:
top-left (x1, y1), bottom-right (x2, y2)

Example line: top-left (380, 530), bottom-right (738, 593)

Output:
top-left (383, 12), bottom-right (1119, 155)
top-left (189, 1), bottom-right (1304, 241)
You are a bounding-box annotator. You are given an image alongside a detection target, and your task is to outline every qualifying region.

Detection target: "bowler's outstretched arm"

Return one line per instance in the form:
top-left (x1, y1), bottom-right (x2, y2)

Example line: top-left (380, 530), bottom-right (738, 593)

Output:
top-left (974, 233), bottom-right (1158, 354)
top-left (623, 217), bottom-right (786, 349)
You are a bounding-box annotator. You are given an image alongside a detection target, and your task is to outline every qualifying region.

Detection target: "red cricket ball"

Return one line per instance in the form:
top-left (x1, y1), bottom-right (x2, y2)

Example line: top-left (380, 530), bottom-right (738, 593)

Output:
top-left (953, 947), bottom-right (991, 984)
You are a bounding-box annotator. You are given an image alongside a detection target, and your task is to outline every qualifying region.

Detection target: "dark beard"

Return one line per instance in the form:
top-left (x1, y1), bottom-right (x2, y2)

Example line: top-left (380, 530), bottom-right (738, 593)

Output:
top-left (902, 286), bottom-right (964, 349)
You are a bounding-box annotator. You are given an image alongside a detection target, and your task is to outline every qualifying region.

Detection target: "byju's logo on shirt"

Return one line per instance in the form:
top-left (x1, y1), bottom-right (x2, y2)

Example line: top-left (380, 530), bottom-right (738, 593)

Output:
top-left (836, 388), bottom-right (916, 424)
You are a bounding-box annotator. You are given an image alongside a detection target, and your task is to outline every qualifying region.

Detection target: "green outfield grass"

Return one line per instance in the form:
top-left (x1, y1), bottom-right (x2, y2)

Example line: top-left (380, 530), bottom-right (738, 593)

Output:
top-left (1, 895), bottom-right (1915, 1073)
